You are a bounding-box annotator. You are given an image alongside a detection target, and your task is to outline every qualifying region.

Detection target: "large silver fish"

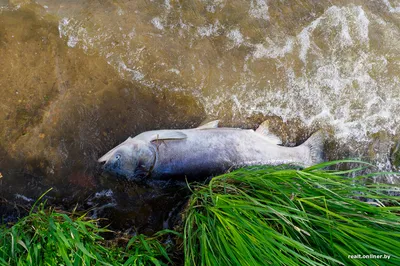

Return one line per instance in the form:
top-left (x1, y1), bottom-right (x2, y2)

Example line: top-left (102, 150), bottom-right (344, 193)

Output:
top-left (98, 121), bottom-right (324, 181)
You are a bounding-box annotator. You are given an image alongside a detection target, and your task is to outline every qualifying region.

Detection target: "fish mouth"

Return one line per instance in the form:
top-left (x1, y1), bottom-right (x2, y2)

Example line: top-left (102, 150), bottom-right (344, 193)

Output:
top-left (98, 152), bottom-right (113, 163)
top-left (100, 160), bottom-right (121, 172)
top-left (99, 160), bottom-right (144, 182)
top-left (98, 159), bottom-right (109, 170)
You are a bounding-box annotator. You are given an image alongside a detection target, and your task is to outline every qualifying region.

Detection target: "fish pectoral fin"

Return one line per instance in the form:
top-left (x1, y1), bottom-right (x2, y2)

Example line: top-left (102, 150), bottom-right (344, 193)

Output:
top-left (255, 121), bottom-right (282, 145)
top-left (196, 120), bottom-right (219, 129)
top-left (150, 131), bottom-right (187, 141)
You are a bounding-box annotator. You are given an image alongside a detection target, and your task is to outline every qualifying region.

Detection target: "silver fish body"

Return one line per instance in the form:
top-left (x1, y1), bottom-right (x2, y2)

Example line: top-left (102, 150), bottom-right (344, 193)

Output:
top-left (98, 121), bottom-right (324, 181)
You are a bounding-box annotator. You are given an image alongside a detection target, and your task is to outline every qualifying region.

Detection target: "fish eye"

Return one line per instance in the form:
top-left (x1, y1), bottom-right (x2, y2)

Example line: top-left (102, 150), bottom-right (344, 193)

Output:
top-left (115, 154), bottom-right (121, 160)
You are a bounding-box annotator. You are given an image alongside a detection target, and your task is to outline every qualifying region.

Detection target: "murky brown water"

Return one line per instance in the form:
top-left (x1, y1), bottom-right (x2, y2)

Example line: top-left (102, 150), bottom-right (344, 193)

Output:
top-left (1, 0), bottom-right (400, 231)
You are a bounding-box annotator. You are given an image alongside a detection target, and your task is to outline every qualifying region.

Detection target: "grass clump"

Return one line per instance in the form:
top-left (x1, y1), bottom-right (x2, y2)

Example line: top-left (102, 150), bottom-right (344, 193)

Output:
top-left (184, 161), bottom-right (400, 266)
top-left (121, 231), bottom-right (178, 266)
top-left (0, 191), bottom-right (173, 266)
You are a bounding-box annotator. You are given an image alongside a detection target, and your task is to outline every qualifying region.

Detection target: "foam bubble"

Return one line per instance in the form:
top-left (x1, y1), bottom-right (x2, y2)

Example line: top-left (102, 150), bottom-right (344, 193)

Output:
top-left (227, 29), bottom-right (244, 47)
top-left (383, 0), bottom-right (400, 13)
top-left (14, 194), bottom-right (34, 202)
top-left (151, 17), bottom-right (164, 30)
top-left (298, 17), bottom-right (321, 64)
top-left (165, 0), bottom-right (171, 10)
top-left (249, 0), bottom-right (269, 21)
top-left (168, 68), bottom-right (181, 75)
top-left (197, 20), bottom-right (222, 37)
top-left (118, 61), bottom-right (145, 81)
top-left (253, 38), bottom-right (294, 59)
top-left (203, 0), bottom-right (226, 13)
top-left (67, 35), bottom-right (78, 47)
top-left (94, 189), bottom-right (114, 198)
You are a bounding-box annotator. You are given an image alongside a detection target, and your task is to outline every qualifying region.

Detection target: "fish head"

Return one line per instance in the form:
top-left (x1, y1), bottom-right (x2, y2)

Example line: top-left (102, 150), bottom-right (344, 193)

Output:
top-left (98, 139), bottom-right (156, 181)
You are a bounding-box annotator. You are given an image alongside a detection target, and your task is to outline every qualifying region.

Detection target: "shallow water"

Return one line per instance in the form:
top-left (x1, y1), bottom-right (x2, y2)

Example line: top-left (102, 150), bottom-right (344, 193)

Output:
top-left (1, 0), bottom-right (400, 231)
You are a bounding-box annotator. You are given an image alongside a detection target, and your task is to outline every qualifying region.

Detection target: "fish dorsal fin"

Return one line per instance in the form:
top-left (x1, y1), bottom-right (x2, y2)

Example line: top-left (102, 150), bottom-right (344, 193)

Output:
top-left (197, 120), bottom-right (219, 129)
top-left (150, 131), bottom-right (187, 142)
top-left (255, 122), bottom-right (282, 145)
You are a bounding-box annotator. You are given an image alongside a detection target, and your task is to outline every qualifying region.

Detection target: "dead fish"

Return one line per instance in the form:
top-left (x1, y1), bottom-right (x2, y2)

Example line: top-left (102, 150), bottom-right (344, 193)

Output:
top-left (98, 120), bottom-right (324, 181)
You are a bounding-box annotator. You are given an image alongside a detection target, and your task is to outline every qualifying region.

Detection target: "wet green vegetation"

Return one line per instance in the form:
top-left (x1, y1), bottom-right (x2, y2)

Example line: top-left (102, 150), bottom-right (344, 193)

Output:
top-left (0, 190), bottom-right (174, 266)
top-left (1, 162), bottom-right (400, 265)
top-left (184, 162), bottom-right (400, 266)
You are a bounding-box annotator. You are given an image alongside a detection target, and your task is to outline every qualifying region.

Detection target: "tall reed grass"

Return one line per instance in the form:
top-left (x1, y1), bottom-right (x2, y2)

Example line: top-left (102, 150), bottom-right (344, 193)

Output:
top-left (184, 161), bottom-right (400, 266)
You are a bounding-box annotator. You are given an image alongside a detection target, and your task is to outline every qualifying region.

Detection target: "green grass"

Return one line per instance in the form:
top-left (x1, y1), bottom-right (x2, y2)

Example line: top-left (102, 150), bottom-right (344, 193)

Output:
top-left (1, 161), bottom-right (400, 266)
top-left (183, 161), bottom-right (400, 266)
top-left (0, 190), bottom-right (174, 266)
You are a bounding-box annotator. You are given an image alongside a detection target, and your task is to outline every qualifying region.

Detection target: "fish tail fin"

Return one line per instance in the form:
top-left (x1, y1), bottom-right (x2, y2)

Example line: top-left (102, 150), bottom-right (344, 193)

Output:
top-left (301, 130), bottom-right (325, 166)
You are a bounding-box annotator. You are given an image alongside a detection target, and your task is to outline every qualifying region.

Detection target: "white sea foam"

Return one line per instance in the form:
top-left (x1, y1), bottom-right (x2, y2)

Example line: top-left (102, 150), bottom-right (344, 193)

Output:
top-left (128, 27), bottom-right (136, 39)
top-left (58, 17), bottom-right (96, 51)
top-left (118, 61), bottom-right (145, 81)
top-left (151, 17), bottom-right (164, 30)
top-left (117, 7), bottom-right (124, 16)
top-left (249, 0), bottom-right (269, 21)
top-left (223, 5), bottom-right (400, 150)
top-left (165, 0), bottom-right (171, 10)
top-left (67, 35), bottom-right (78, 47)
top-left (383, 0), bottom-right (400, 13)
top-left (227, 29), bottom-right (244, 47)
top-left (203, 0), bottom-right (226, 13)
top-left (355, 6), bottom-right (370, 43)
top-left (168, 68), bottom-right (181, 75)
top-left (197, 20), bottom-right (222, 37)
top-left (253, 38), bottom-right (294, 59)
top-left (297, 17), bottom-right (321, 64)
top-left (297, 6), bottom-right (370, 64)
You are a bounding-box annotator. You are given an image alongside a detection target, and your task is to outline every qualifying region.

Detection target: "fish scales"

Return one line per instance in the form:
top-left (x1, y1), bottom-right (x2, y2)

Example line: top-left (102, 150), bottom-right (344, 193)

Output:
top-left (98, 121), bottom-right (324, 181)
top-left (149, 129), bottom-right (305, 179)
